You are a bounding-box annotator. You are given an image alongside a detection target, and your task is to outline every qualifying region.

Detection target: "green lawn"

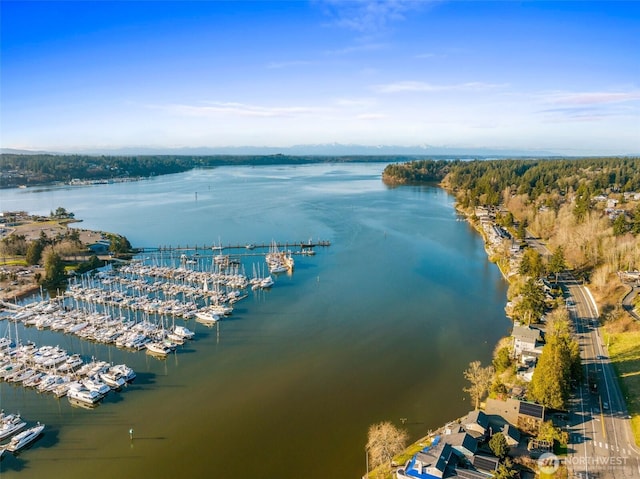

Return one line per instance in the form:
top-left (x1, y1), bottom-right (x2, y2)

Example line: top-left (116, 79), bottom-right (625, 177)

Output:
top-left (604, 329), bottom-right (640, 446)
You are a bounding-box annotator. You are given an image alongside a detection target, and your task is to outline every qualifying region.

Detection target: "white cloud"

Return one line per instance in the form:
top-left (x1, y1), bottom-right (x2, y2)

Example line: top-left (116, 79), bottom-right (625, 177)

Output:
top-left (536, 89), bottom-right (640, 122)
top-left (542, 90), bottom-right (640, 105)
top-left (317, 0), bottom-right (430, 33)
top-left (151, 102), bottom-right (327, 118)
top-left (372, 80), bottom-right (509, 93)
top-left (266, 60), bottom-right (314, 69)
top-left (324, 41), bottom-right (388, 56)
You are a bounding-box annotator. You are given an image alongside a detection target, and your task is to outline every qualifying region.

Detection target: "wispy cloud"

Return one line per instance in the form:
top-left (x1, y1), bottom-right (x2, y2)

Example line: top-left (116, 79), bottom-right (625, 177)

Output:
top-left (543, 90), bottom-right (640, 105)
top-left (415, 52), bottom-right (438, 59)
top-left (324, 42), bottom-right (388, 56)
top-left (153, 102), bottom-right (327, 118)
top-left (317, 0), bottom-right (430, 34)
top-left (372, 80), bottom-right (508, 93)
top-left (266, 60), bottom-right (314, 69)
top-left (334, 97), bottom-right (377, 108)
top-left (537, 89), bottom-right (640, 122)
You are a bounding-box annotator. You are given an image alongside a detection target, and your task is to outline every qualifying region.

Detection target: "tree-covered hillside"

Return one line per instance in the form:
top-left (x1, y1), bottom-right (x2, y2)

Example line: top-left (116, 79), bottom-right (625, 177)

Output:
top-left (0, 154), bottom-right (420, 188)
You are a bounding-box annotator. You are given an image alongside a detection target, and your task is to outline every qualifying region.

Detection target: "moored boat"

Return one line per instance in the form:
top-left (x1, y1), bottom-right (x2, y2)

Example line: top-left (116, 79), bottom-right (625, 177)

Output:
top-left (5, 423), bottom-right (45, 452)
top-left (195, 310), bottom-right (220, 325)
top-left (67, 385), bottom-right (102, 405)
top-left (0, 415), bottom-right (27, 441)
top-left (145, 342), bottom-right (172, 357)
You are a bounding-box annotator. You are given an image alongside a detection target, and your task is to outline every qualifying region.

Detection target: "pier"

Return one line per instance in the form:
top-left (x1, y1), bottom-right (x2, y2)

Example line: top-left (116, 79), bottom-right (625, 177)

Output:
top-left (137, 239), bottom-right (331, 253)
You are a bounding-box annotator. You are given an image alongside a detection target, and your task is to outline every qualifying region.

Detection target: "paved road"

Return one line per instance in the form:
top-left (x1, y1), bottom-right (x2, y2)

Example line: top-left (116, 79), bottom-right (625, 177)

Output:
top-left (522, 233), bottom-right (639, 477)
top-left (562, 274), bottom-right (640, 478)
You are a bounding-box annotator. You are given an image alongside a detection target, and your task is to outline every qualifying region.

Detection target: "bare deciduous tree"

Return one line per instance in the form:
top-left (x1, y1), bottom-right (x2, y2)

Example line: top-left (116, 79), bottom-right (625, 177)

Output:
top-left (366, 421), bottom-right (408, 473)
top-left (463, 361), bottom-right (494, 410)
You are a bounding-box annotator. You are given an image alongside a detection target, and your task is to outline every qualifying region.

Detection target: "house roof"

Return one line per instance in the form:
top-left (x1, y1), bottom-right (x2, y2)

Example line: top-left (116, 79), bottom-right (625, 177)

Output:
top-left (502, 424), bottom-right (521, 443)
top-left (446, 432), bottom-right (478, 456)
top-left (453, 469), bottom-right (493, 479)
top-left (519, 401), bottom-right (544, 419)
top-left (416, 443), bottom-right (457, 475)
top-left (472, 454), bottom-right (499, 473)
top-left (512, 324), bottom-right (542, 343)
top-left (465, 410), bottom-right (489, 429)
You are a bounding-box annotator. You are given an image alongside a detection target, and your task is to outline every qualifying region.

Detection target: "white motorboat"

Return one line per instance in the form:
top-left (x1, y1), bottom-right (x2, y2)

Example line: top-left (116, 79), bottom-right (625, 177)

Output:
top-left (195, 310), bottom-right (220, 325)
top-left (259, 275), bottom-right (274, 289)
top-left (82, 376), bottom-right (111, 396)
top-left (109, 364), bottom-right (136, 382)
top-left (5, 423), bottom-right (45, 452)
top-left (166, 332), bottom-right (186, 345)
top-left (67, 386), bottom-right (102, 405)
top-left (173, 325), bottom-right (195, 339)
top-left (0, 415), bottom-right (26, 441)
top-left (100, 371), bottom-right (126, 389)
top-left (145, 342), bottom-right (171, 357)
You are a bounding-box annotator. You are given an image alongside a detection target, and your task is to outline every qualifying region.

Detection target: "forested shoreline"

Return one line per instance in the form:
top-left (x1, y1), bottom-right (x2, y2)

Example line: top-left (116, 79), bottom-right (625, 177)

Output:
top-left (0, 153), bottom-right (424, 188)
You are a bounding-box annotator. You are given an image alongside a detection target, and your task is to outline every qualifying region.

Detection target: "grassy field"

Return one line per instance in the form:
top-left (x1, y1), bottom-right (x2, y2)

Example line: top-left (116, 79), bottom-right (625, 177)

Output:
top-left (603, 328), bottom-right (640, 446)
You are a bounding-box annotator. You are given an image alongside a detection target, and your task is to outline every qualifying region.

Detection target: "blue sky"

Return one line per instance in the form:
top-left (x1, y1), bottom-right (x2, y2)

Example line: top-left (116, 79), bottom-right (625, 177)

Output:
top-left (1, 1), bottom-right (638, 154)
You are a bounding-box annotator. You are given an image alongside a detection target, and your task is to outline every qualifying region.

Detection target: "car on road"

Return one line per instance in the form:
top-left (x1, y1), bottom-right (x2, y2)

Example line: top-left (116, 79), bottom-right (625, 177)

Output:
top-left (596, 355), bottom-right (607, 360)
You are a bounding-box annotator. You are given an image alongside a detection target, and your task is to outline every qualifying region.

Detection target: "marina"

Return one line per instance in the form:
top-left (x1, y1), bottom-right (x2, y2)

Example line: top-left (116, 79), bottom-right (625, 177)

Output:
top-left (0, 163), bottom-right (510, 478)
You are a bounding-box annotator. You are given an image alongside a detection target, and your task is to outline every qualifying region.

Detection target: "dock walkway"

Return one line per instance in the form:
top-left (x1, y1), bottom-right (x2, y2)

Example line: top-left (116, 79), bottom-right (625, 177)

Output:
top-left (138, 240), bottom-right (331, 253)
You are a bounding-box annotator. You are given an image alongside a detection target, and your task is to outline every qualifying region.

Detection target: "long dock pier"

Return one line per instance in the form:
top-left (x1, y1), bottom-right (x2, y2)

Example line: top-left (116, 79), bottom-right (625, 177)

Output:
top-left (137, 240), bottom-right (331, 253)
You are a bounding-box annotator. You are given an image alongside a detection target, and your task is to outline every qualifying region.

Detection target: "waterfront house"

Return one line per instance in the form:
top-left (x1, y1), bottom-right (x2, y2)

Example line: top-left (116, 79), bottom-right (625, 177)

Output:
top-left (462, 410), bottom-right (489, 437)
top-left (501, 424), bottom-right (521, 448)
top-left (485, 398), bottom-right (545, 434)
top-left (396, 436), bottom-right (496, 479)
top-left (511, 323), bottom-right (544, 359)
top-left (446, 432), bottom-right (478, 458)
top-left (396, 442), bottom-right (457, 479)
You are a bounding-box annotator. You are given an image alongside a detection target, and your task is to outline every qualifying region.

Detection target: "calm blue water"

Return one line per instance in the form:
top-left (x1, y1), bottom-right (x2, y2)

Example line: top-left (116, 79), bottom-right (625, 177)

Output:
top-left (0, 163), bottom-right (509, 478)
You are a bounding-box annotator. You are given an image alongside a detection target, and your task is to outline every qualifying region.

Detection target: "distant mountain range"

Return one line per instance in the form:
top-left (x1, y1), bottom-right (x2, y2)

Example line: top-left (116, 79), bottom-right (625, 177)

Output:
top-left (1, 144), bottom-right (565, 157)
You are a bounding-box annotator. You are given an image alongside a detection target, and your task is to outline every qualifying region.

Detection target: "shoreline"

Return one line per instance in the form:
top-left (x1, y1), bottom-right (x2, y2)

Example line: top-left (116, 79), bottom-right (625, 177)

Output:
top-left (369, 180), bottom-right (639, 478)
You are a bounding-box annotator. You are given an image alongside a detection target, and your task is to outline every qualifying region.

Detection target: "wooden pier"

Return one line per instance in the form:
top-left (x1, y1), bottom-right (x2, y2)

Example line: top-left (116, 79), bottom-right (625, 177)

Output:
top-left (137, 240), bottom-right (331, 253)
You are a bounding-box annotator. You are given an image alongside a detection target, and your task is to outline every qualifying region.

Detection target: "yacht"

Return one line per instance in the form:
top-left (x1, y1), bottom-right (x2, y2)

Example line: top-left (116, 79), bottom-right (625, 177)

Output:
top-left (195, 310), bottom-right (220, 325)
top-left (109, 364), bottom-right (136, 382)
top-left (67, 385), bottom-right (102, 405)
top-left (259, 275), bottom-right (274, 289)
top-left (173, 325), bottom-right (195, 340)
top-left (145, 342), bottom-right (172, 357)
top-left (5, 423), bottom-right (45, 452)
top-left (99, 371), bottom-right (126, 389)
top-left (82, 376), bottom-right (111, 396)
top-left (0, 415), bottom-right (26, 441)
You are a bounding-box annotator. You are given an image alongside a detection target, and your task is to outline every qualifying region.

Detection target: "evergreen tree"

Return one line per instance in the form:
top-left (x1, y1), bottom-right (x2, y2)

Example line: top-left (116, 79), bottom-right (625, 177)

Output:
top-left (25, 240), bottom-right (45, 266)
top-left (528, 314), bottom-right (580, 409)
top-left (547, 246), bottom-right (566, 284)
top-left (612, 214), bottom-right (628, 236)
top-left (519, 248), bottom-right (544, 279)
top-left (42, 250), bottom-right (66, 288)
top-left (489, 432), bottom-right (509, 459)
top-left (515, 278), bottom-right (546, 324)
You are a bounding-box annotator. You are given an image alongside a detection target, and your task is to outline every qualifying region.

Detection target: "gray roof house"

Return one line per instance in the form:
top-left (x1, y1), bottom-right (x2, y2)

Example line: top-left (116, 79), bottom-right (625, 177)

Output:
top-left (446, 432), bottom-right (478, 459)
top-left (463, 410), bottom-right (489, 437)
top-left (396, 442), bottom-right (458, 479)
top-left (501, 424), bottom-right (521, 447)
top-left (512, 324), bottom-right (544, 358)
